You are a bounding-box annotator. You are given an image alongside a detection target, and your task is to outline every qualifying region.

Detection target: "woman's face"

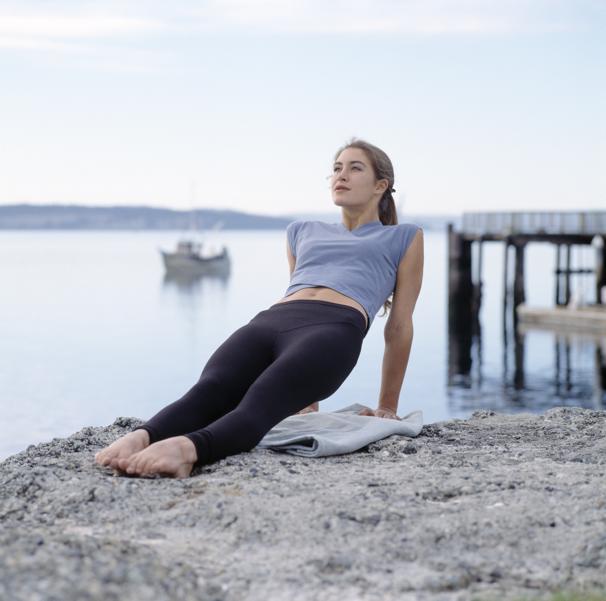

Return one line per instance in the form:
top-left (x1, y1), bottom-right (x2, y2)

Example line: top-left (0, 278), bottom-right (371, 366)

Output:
top-left (331, 147), bottom-right (386, 211)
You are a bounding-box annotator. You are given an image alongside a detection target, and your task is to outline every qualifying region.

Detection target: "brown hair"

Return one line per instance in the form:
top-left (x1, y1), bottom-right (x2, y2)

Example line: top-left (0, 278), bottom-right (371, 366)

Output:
top-left (333, 137), bottom-right (398, 318)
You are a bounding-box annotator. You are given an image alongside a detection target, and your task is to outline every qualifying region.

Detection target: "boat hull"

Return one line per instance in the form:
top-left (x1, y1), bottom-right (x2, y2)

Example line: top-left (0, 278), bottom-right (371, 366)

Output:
top-left (160, 248), bottom-right (230, 275)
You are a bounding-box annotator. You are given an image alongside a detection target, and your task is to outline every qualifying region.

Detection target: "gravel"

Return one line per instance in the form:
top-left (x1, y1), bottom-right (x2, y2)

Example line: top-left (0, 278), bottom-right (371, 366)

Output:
top-left (1, 407), bottom-right (606, 601)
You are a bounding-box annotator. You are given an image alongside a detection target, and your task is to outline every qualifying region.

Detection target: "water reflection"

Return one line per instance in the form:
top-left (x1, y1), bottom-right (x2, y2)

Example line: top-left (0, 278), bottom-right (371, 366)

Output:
top-left (161, 270), bottom-right (230, 293)
top-left (447, 311), bottom-right (606, 413)
top-left (159, 270), bottom-right (232, 343)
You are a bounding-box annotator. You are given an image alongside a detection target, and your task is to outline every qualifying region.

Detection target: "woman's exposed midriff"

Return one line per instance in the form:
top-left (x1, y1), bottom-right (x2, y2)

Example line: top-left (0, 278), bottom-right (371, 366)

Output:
top-left (275, 286), bottom-right (369, 331)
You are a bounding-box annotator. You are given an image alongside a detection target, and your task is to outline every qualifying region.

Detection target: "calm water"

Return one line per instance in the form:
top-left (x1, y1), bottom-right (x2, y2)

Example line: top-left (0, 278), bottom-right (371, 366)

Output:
top-left (1, 228), bottom-right (603, 461)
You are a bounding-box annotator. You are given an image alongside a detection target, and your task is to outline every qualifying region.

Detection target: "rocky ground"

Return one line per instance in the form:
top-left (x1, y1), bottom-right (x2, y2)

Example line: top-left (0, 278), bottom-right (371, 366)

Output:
top-left (1, 407), bottom-right (606, 601)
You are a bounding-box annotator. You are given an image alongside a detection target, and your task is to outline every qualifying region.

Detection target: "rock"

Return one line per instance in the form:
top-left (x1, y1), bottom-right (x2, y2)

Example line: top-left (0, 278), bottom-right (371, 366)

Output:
top-left (1, 407), bottom-right (606, 600)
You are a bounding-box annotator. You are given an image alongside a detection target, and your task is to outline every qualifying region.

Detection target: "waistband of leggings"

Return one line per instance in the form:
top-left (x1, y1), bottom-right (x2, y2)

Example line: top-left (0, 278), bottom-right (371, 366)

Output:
top-left (268, 299), bottom-right (369, 335)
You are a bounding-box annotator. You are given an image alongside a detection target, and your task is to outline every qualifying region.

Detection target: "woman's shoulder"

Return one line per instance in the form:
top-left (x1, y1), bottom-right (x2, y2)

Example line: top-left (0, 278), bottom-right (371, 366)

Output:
top-left (286, 219), bottom-right (307, 234)
top-left (385, 222), bottom-right (423, 264)
top-left (380, 221), bottom-right (423, 242)
top-left (391, 221), bottom-right (423, 233)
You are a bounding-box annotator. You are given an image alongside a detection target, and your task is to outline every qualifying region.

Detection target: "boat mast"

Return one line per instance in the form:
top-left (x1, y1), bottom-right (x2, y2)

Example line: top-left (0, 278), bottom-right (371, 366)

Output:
top-left (189, 180), bottom-right (197, 233)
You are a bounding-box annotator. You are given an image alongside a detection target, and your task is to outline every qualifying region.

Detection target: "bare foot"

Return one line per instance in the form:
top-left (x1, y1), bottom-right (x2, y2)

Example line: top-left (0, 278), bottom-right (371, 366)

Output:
top-left (119, 436), bottom-right (198, 479)
top-left (95, 429), bottom-right (150, 470)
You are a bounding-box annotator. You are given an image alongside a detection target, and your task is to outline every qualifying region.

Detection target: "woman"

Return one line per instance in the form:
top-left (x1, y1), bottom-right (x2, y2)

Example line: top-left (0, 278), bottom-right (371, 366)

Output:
top-left (94, 138), bottom-right (424, 479)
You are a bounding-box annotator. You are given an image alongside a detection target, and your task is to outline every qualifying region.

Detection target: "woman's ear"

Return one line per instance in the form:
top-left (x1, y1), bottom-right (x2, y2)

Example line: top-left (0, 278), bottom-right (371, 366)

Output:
top-left (376, 179), bottom-right (389, 194)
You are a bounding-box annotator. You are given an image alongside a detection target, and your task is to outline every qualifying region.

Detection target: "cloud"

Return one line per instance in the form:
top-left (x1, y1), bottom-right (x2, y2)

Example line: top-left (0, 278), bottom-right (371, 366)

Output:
top-left (0, 12), bottom-right (166, 51)
top-left (0, 0), bottom-right (598, 53)
top-left (187, 0), bottom-right (591, 35)
top-left (0, 15), bottom-right (163, 38)
top-left (0, 15), bottom-right (164, 39)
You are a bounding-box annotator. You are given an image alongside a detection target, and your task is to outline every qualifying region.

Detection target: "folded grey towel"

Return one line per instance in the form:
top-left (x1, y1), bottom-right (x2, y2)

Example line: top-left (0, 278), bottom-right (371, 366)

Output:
top-left (256, 403), bottom-right (423, 457)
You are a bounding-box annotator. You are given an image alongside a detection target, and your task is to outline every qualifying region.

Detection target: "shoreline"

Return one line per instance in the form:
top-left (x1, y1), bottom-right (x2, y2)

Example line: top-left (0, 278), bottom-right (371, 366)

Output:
top-left (1, 407), bottom-right (606, 600)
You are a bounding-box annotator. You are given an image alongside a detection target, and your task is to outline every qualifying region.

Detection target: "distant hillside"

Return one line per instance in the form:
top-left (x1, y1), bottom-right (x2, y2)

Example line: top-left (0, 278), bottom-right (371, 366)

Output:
top-left (0, 204), bottom-right (291, 230)
top-left (0, 204), bottom-right (458, 231)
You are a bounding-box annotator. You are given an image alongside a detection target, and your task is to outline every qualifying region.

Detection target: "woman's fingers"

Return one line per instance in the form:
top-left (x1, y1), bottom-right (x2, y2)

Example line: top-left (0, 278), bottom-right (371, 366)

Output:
top-left (374, 409), bottom-right (401, 420)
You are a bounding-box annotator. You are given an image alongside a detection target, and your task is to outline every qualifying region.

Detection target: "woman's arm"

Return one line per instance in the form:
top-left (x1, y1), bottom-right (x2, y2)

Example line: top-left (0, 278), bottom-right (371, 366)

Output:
top-left (376, 228), bottom-right (424, 417)
top-left (287, 238), bottom-right (296, 276)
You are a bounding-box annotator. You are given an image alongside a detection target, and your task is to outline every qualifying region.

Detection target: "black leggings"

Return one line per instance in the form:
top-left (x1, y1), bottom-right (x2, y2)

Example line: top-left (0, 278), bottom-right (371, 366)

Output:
top-left (132, 299), bottom-right (368, 467)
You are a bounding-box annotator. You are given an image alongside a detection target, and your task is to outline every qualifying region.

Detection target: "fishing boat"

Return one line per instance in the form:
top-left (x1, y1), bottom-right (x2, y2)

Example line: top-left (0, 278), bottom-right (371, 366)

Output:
top-left (159, 238), bottom-right (230, 275)
top-left (159, 205), bottom-right (231, 275)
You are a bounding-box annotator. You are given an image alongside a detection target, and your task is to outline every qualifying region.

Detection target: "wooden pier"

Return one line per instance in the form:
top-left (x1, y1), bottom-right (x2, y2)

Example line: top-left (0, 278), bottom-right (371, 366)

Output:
top-left (517, 304), bottom-right (606, 333)
top-left (446, 211), bottom-right (606, 406)
top-left (447, 211), bottom-right (606, 332)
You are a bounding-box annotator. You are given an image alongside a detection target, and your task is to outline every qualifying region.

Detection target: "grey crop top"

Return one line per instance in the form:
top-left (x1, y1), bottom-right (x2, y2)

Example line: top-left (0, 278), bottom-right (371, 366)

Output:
top-left (284, 219), bottom-right (421, 329)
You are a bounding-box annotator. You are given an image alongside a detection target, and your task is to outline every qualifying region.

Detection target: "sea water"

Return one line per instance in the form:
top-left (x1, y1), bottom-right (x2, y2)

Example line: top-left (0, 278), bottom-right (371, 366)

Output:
top-left (0, 228), bottom-right (602, 460)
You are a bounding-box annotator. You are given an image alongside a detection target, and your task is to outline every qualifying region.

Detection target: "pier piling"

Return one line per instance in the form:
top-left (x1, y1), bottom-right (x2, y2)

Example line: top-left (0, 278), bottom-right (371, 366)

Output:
top-left (447, 223), bottom-right (474, 332)
top-left (513, 242), bottom-right (526, 311)
top-left (596, 236), bottom-right (606, 304)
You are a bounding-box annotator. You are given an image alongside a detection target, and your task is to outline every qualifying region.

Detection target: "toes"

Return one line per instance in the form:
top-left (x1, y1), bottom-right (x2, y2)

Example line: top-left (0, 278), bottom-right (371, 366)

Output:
top-left (127, 451), bottom-right (154, 476)
top-left (116, 443), bottom-right (193, 479)
top-left (96, 444), bottom-right (123, 466)
top-left (132, 457), bottom-right (150, 475)
top-left (126, 461), bottom-right (139, 474)
top-left (110, 453), bottom-right (131, 468)
top-left (95, 451), bottom-right (112, 466)
top-left (146, 461), bottom-right (164, 477)
top-left (126, 453), bottom-right (142, 474)
top-left (115, 457), bottom-right (131, 471)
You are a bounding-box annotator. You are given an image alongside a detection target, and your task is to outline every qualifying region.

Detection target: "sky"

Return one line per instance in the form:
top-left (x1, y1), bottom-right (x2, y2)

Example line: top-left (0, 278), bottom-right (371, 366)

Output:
top-left (0, 0), bottom-right (604, 217)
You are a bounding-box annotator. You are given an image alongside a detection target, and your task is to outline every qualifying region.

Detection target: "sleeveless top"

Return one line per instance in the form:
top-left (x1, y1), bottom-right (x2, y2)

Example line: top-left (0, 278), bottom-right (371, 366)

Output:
top-left (284, 219), bottom-right (421, 329)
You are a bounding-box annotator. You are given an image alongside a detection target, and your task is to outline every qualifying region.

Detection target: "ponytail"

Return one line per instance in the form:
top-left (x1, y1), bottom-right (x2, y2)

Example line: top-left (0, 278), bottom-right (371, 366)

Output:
top-left (378, 187), bottom-right (398, 227)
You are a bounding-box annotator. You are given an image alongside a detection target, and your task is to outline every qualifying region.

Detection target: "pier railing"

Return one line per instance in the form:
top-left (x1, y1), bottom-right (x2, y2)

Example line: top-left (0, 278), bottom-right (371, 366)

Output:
top-left (462, 211), bottom-right (606, 237)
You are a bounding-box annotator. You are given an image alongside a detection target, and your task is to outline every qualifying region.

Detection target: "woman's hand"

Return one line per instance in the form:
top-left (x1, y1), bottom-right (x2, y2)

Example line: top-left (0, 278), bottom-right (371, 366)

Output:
top-left (296, 401), bottom-right (319, 415)
top-left (356, 406), bottom-right (401, 420)
top-left (375, 408), bottom-right (401, 420)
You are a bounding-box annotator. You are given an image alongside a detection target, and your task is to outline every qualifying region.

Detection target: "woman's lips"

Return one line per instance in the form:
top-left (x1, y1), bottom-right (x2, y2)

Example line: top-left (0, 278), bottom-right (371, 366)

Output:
top-left (335, 187), bottom-right (349, 192)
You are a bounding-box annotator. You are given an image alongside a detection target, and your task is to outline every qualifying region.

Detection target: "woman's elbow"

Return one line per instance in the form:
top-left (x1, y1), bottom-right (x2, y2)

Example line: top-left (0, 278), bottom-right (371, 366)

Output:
top-left (384, 318), bottom-right (413, 343)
